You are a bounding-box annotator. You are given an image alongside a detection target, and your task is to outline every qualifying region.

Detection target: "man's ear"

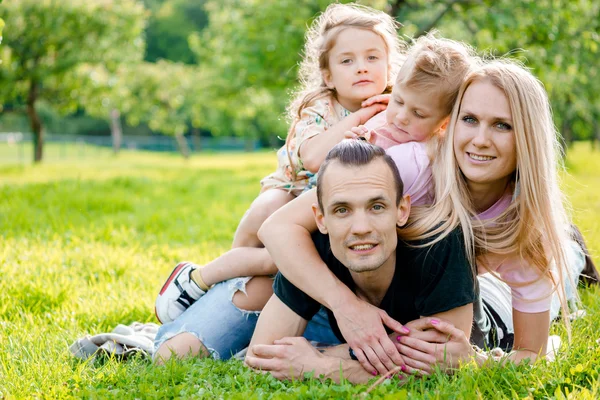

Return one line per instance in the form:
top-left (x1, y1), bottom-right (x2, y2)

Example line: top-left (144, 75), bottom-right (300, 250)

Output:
top-left (312, 203), bottom-right (328, 234)
top-left (322, 69), bottom-right (334, 89)
top-left (397, 194), bottom-right (411, 227)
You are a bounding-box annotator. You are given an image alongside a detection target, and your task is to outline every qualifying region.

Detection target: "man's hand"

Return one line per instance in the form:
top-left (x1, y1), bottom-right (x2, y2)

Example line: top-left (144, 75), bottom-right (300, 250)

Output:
top-left (245, 337), bottom-right (330, 381)
top-left (332, 296), bottom-right (409, 375)
top-left (396, 318), bottom-right (474, 374)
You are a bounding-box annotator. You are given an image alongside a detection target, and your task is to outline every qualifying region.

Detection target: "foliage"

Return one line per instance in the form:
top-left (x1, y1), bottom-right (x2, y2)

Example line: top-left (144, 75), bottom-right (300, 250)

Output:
top-left (0, 0), bottom-right (146, 161)
top-left (75, 61), bottom-right (203, 136)
top-left (144, 0), bottom-right (208, 64)
top-left (395, 0), bottom-right (600, 144)
top-left (1, 142), bottom-right (600, 398)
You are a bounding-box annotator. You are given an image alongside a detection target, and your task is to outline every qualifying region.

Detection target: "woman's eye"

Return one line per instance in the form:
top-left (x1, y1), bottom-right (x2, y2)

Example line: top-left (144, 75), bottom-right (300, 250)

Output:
top-left (496, 122), bottom-right (512, 131)
top-left (368, 55), bottom-right (378, 61)
top-left (395, 99), bottom-right (404, 105)
top-left (462, 115), bottom-right (476, 124)
top-left (341, 59), bottom-right (352, 64)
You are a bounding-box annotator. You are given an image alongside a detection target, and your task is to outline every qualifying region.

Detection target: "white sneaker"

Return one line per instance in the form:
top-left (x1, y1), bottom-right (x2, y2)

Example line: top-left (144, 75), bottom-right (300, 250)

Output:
top-left (155, 262), bottom-right (206, 324)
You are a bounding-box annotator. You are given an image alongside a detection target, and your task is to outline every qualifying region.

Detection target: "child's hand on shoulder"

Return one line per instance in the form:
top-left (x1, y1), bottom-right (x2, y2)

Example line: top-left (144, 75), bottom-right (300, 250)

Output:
top-left (354, 103), bottom-right (387, 125)
top-left (361, 94), bottom-right (391, 108)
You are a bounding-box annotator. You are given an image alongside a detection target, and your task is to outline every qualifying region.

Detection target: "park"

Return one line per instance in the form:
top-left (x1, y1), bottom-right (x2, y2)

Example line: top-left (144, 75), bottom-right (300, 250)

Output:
top-left (1, 0), bottom-right (600, 398)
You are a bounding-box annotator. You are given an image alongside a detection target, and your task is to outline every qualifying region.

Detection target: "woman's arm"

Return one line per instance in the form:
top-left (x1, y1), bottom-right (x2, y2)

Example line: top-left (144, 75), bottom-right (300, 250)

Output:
top-left (396, 307), bottom-right (550, 373)
top-left (395, 304), bottom-right (474, 374)
top-left (258, 188), bottom-right (408, 374)
top-left (508, 309), bottom-right (549, 363)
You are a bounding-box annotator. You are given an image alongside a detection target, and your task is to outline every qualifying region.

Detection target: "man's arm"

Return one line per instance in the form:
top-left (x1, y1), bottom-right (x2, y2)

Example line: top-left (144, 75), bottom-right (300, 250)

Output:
top-left (258, 189), bottom-right (407, 374)
top-left (247, 337), bottom-right (377, 384)
top-left (245, 295), bottom-right (375, 383)
top-left (245, 295), bottom-right (307, 359)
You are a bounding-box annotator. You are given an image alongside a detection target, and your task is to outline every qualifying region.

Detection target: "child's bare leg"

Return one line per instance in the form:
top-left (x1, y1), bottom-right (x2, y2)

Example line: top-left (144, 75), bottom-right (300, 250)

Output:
top-left (232, 276), bottom-right (274, 312)
top-left (231, 188), bottom-right (295, 248)
top-left (194, 189), bottom-right (293, 286)
top-left (200, 248), bottom-right (274, 287)
top-left (155, 189), bottom-right (292, 324)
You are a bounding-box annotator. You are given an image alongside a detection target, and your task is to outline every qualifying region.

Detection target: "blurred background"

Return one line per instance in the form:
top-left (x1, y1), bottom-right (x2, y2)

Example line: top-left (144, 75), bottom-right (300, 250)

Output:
top-left (0, 0), bottom-right (598, 163)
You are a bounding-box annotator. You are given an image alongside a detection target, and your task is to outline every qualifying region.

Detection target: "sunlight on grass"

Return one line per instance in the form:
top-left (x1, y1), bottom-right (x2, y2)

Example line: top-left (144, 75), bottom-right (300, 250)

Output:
top-left (1, 142), bottom-right (599, 398)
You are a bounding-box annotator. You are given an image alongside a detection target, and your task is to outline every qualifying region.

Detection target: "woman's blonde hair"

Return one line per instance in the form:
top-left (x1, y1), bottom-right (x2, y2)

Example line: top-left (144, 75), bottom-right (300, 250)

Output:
top-left (402, 59), bottom-right (573, 328)
top-left (285, 3), bottom-right (404, 174)
top-left (398, 31), bottom-right (475, 116)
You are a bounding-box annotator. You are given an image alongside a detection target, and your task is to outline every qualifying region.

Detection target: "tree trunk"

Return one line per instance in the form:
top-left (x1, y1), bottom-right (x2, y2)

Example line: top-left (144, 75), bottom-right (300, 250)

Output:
top-left (26, 79), bottom-right (43, 163)
top-left (174, 131), bottom-right (190, 159)
top-left (192, 127), bottom-right (201, 153)
top-left (110, 108), bottom-right (123, 155)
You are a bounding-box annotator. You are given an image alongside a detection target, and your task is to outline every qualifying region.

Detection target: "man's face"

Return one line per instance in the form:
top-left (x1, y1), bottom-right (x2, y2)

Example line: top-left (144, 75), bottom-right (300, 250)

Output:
top-left (313, 159), bottom-right (409, 273)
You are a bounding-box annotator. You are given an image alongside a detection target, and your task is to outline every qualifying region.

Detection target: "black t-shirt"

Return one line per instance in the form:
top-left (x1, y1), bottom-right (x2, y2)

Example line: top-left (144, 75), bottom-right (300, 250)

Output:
top-left (273, 229), bottom-right (476, 343)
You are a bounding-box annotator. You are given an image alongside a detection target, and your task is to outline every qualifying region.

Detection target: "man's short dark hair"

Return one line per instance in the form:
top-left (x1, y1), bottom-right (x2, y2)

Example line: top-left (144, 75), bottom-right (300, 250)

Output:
top-left (316, 140), bottom-right (404, 211)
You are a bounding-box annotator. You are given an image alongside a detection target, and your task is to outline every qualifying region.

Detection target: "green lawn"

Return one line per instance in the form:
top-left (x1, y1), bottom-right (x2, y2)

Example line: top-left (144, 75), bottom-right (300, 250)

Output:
top-left (1, 142), bottom-right (599, 399)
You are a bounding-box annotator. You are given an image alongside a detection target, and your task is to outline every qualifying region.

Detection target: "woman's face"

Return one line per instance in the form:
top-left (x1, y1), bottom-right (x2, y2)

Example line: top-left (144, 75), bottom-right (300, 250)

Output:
top-left (453, 79), bottom-right (517, 194)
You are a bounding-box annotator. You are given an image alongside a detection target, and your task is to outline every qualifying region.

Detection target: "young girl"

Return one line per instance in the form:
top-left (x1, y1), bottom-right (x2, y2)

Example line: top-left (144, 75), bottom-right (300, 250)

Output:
top-left (155, 3), bottom-right (404, 324)
top-left (153, 33), bottom-right (476, 363)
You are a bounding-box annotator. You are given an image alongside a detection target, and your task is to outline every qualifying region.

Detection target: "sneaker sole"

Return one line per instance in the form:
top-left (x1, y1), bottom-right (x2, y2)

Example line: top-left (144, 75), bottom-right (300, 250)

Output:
top-left (155, 262), bottom-right (189, 324)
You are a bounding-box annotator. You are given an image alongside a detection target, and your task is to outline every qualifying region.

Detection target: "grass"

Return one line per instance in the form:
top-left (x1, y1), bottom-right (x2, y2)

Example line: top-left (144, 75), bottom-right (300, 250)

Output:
top-left (1, 141), bottom-right (599, 399)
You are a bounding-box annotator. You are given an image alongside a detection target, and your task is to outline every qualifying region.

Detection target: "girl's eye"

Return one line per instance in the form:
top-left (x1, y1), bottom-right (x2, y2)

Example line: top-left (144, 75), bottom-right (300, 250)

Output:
top-left (368, 55), bottom-right (378, 61)
top-left (341, 59), bottom-right (352, 65)
top-left (395, 99), bottom-right (404, 105)
top-left (496, 122), bottom-right (512, 131)
top-left (414, 111), bottom-right (424, 118)
top-left (462, 115), bottom-right (477, 124)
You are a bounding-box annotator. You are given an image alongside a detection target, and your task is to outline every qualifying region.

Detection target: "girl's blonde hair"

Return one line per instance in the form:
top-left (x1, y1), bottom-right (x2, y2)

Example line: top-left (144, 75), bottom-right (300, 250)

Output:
top-left (398, 31), bottom-right (475, 116)
top-left (285, 3), bottom-right (404, 172)
top-left (404, 59), bottom-right (573, 328)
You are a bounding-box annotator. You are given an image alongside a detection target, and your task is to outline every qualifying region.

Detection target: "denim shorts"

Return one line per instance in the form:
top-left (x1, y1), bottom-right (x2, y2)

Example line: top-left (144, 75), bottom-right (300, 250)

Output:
top-left (153, 277), bottom-right (341, 360)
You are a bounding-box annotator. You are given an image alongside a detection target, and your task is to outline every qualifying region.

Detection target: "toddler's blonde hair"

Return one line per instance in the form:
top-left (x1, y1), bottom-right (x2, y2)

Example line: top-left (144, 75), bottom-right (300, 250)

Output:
top-left (398, 31), bottom-right (476, 116)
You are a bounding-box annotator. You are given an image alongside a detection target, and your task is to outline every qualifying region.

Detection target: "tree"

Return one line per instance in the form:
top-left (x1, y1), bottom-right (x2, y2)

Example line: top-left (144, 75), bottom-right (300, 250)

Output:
top-left (144, 0), bottom-right (209, 64)
top-left (0, 0), bottom-right (146, 162)
top-left (72, 60), bottom-right (204, 157)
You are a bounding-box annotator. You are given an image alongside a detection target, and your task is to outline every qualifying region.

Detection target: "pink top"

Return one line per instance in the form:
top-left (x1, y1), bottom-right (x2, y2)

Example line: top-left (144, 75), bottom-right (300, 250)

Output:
top-left (475, 190), bottom-right (554, 313)
top-left (385, 144), bottom-right (553, 313)
top-left (363, 110), bottom-right (434, 207)
top-left (363, 111), bottom-right (404, 149)
top-left (386, 143), bottom-right (433, 207)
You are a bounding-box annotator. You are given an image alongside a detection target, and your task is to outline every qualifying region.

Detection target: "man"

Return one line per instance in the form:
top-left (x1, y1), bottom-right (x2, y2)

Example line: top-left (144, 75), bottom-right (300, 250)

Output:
top-left (245, 140), bottom-right (476, 383)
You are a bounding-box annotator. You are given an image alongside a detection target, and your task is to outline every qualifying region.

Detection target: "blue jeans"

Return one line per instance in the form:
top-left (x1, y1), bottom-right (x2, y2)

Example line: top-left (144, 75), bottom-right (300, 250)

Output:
top-left (153, 277), bottom-right (341, 360)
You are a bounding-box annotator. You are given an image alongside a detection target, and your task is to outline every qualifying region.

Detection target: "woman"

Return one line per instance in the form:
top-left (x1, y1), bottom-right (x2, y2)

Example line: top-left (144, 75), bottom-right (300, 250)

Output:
top-left (257, 59), bottom-right (576, 374)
